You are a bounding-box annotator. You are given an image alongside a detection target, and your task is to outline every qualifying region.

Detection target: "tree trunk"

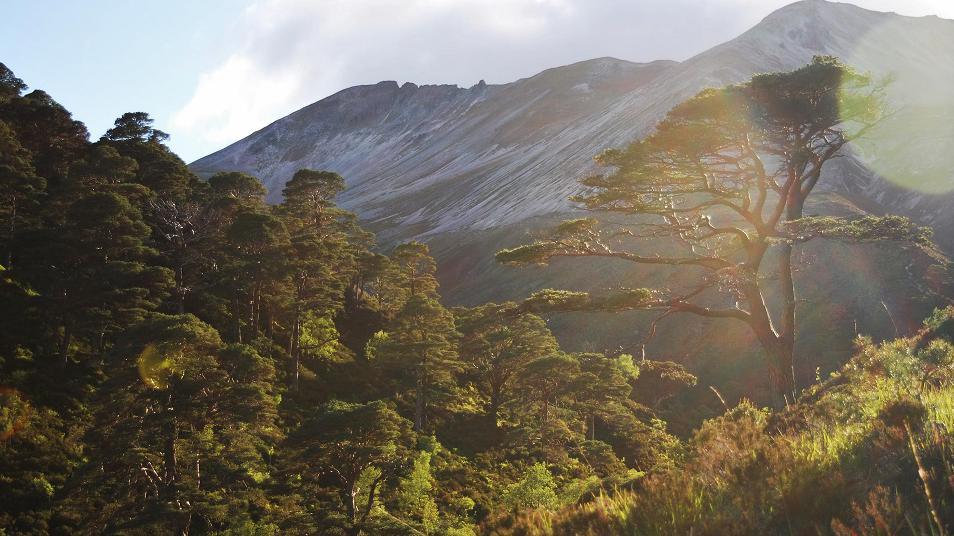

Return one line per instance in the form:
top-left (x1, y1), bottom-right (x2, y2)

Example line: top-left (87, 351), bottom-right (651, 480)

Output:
top-left (97, 328), bottom-right (107, 354)
top-left (163, 394), bottom-right (179, 501)
top-left (59, 322), bottom-right (73, 364)
top-left (414, 364), bottom-right (425, 433)
top-left (775, 240), bottom-right (798, 405)
top-left (175, 264), bottom-right (186, 314)
top-left (488, 386), bottom-right (501, 440)
top-left (766, 338), bottom-right (796, 407)
top-left (344, 484), bottom-right (359, 536)
top-left (289, 306), bottom-right (301, 392)
top-left (263, 303), bottom-right (273, 339)
top-left (232, 295), bottom-right (242, 343)
top-left (5, 197), bottom-right (15, 269)
top-left (253, 286), bottom-right (261, 334)
top-left (293, 339), bottom-right (301, 393)
top-left (248, 287), bottom-right (258, 336)
top-left (772, 189), bottom-right (806, 405)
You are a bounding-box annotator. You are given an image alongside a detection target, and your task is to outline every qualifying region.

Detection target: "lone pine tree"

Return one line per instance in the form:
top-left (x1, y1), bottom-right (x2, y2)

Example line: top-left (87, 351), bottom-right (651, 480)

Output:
top-left (498, 57), bottom-right (930, 404)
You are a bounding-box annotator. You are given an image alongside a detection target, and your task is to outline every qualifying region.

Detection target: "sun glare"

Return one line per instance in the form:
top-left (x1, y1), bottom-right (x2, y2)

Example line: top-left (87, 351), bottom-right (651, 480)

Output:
top-left (843, 16), bottom-right (954, 194)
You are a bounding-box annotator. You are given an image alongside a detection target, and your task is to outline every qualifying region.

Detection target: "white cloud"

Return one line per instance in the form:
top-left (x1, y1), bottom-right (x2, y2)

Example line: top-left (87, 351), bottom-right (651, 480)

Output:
top-left (170, 0), bottom-right (954, 160)
top-left (172, 54), bottom-right (303, 143)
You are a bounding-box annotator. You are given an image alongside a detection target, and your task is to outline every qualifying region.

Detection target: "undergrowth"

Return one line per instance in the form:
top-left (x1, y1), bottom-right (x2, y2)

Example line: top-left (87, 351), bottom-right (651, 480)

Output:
top-left (486, 308), bottom-right (954, 535)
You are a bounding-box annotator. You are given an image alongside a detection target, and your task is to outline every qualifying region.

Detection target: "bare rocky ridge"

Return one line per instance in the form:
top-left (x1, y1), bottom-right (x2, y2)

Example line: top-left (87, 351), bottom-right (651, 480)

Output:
top-left (192, 0), bottom-right (954, 248)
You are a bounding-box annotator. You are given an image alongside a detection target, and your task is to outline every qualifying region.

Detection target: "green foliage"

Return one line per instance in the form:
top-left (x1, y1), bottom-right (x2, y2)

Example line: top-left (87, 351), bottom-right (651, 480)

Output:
top-left (280, 168), bottom-right (345, 226)
top-left (520, 288), bottom-right (655, 314)
top-left (631, 359), bottom-right (697, 409)
top-left (283, 399), bottom-right (415, 534)
top-left (502, 463), bottom-right (560, 511)
top-left (495, 241), bottom-right (561, 266)
top-left (492, 318), bottom-right (954, 535)
top-left (395, 451), bottom-right (440, 532)
top-left (456, 304), bottom-right (559, 441)
top-left (784, 214), bottom-right (932, 244)
top-left (522, 289), bottom-right (591, 312)
top-left (298, 311), bottom-right (348, 362)
top-left (0, 389), bottom-right (83, 533)
top-left (375, 294), bottom-right (461, 433)
top-left (0, 63), bottom-right (27, 100)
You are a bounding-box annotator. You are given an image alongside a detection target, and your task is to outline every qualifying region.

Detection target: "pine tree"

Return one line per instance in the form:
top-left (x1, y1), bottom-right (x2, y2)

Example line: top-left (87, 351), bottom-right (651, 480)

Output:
top-left (456, 303), bottom-right (558, 439)
top-left (497, 57), bottom-right (928, 404)
top-left (279, 169), bottom-right (360, 390)
top-left (511, 353), bottom-right (582, 456)
top-left (61, 314), bottom-right (281, 533)
top-left (222, 212), bottom-right (290, 343)
top-left (101, 112), bottom-right (195, 202)
top-left (283, 400), bottom-right (414, 535)
top-left (0, 120), bottom-right (43, 267)
top-left (15, 192), bottom-right (173, 361)
top-left (0, 87), bottom-right (89, 186)
top-left (379, 241), bottom-right (440, 314)
top-left (376, 295), bottom-right (461, 433)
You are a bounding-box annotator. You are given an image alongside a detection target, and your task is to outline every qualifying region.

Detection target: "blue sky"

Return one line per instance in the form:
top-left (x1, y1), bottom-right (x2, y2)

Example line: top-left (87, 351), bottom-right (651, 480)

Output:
top-left (3, 1), bottom-right (244, 160)
top-left (4, 1), bottom-right (953, 163)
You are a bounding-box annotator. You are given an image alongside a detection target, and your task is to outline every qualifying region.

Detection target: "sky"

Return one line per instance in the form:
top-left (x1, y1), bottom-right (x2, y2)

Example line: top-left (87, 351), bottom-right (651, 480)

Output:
top-left (3, 0), bottom-right (954, 163)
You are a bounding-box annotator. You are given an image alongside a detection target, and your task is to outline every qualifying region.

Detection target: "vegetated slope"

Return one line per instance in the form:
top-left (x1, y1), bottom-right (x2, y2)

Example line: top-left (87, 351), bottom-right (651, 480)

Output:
top-left (486, 308), bottom-right (954, 535)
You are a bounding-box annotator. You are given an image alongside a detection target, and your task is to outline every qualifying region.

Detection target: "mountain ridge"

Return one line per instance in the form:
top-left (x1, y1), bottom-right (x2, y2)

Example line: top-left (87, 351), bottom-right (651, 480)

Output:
top-left (190, 0), bottom-right (954, 250)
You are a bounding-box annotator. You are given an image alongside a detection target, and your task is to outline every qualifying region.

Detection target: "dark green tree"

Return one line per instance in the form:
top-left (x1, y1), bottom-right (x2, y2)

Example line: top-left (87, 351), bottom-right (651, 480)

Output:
top-left (279, 169), bottom-right (361, 390)
top-left (576, 353), bottom-right (638, 442)
top-left (281, 169), bottom-right (346, 227)
top-left (61, 314), bottom-right (281, 533)
top-left (100, 112), bottom-right (195, 201)
top-left (510, 353), bottom-right (582, 458)
top-left (146, 197), bottom-right (218, 314)
top-left (0, 62), bottom-right (27, 101)
top-left (0, 120), bottom-right (43, 267)
top-left (15, 192), bottom-right (173, 361)
top-left (456, 303), bottom-right (558, 439)
top-left (375, 295), bottom-right (461, 433)
top-left (207, 171), bottom-right (268, 217)
top-left (0, 88), bottom-right (88, 186)
top-left (283, 400), bottom-right (414, 536)
top-left (0, 388), bottom-right (83, 533)
top-left (379, 241), bottom-right (440, 314)
top-left (222, 212), bottom-right (290, 343)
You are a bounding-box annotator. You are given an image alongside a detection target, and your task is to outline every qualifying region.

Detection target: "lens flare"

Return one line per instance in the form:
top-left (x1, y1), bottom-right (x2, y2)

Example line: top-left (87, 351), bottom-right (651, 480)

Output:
top-left (137, 344), bottom-right (173, 390)
top-left (842, 16), bottom-right (954, 194)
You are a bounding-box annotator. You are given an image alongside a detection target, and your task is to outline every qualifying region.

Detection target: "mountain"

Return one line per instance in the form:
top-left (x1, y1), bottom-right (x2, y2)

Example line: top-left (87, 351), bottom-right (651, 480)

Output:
top-left (191, 0), bottom-right (954, 406)
top-left (191, 0), bottom-right (954, 247)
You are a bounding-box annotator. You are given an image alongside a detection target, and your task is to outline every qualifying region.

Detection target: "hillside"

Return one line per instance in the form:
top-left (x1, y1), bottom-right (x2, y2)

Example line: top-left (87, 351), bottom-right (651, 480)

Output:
top-left (488, 308), bottom-right (954, 535)
top-left (191, 0), bottom-right (954, 409)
